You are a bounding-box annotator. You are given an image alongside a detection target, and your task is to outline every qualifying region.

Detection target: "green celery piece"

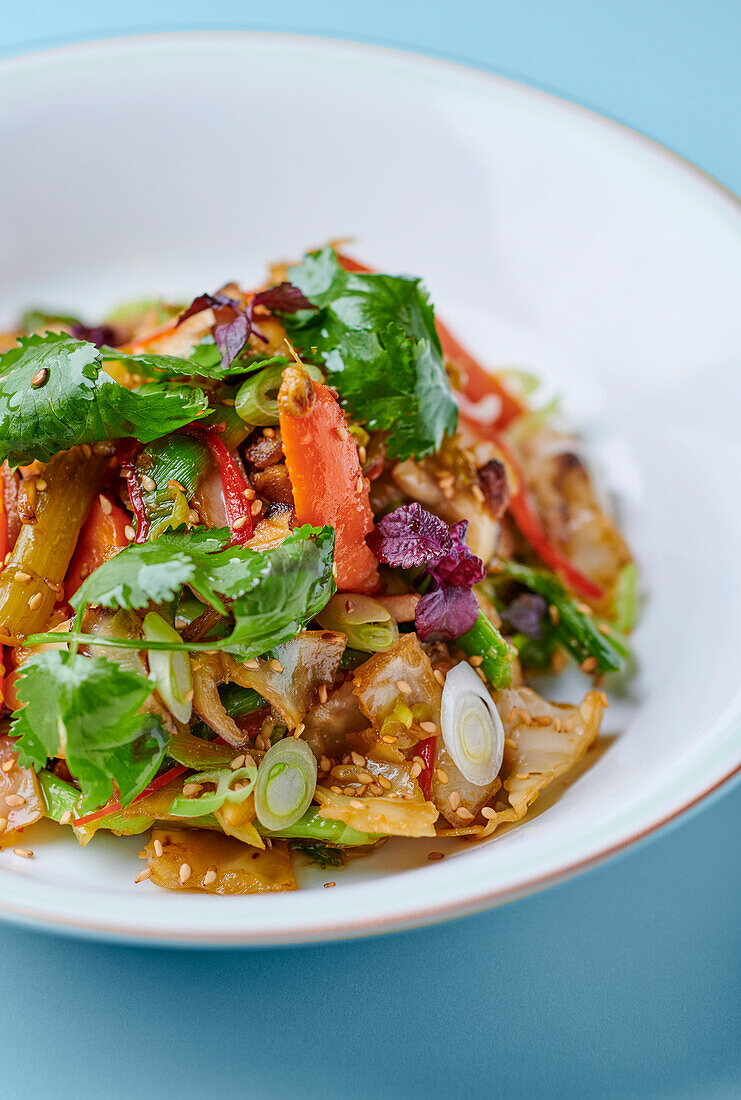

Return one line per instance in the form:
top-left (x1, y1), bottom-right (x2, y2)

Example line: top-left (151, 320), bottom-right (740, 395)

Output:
top-left (259, 809), bottom-right (380, 845)
top-left (457, 611), bottom-right (513, 689)
top-left (282, 247), bottom-right (457, 460)
top-left (37, 770), bottom-right (81, 822)
top-left (0, 333), bottom-right (209, 466)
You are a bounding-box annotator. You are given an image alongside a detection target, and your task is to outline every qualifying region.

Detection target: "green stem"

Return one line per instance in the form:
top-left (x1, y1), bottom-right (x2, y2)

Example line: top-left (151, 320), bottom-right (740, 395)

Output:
top-left (457, 611), bottom-right (513, 689)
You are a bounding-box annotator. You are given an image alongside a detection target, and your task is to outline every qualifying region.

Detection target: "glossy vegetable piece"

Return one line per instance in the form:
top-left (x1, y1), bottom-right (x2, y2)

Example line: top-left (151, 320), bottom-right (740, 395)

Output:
top-left (254, 738), bottom-right (317, 831)
top-left (143, 612), bottom-right (193, 723)
top-left (145, 828), bottom-right (296, 893)
top-left (351, 633), bottom-right (442, 739)
top-left (457, 611), bottom-right (513, 690)
top-left (278, 366), bottom-right (379, 593)
top-left (441, 662), bottom-right (504, 786)
top-left (167, 729), bottom-right (240, 770)
top-left (0, 734), bottom-right (45, 846)
top-left (260, 807), bottom-right (378, 845)
top-left (314, 786), bottom-right (438, 837)
top-left (64, 492), bottom-right (131, 601)
top-left (302, 679), bottom-right (371, 760)
top-left (316, 593), bottom-right (399, 653)
top-left (0, 447), bottom-right (107, 638)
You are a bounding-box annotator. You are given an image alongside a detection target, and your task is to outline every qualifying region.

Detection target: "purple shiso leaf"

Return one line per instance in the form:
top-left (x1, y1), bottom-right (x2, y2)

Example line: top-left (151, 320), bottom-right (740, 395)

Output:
top-left (252, 282), bottom-right (314, 313)
top-left (176, 292), bottom-right (234, 327)
top-left (365, 503), bottom-right (451, 569)
top-left (415, 584), bottom-right (479, 642)
top-left (69, 323), bottom-right (117, 349)
top-left (429, 544), bottom-right (486, 589)
top-left (502, 592), bottom-right (547, 640)
top-left (213, 307), bottom-right (251, 370)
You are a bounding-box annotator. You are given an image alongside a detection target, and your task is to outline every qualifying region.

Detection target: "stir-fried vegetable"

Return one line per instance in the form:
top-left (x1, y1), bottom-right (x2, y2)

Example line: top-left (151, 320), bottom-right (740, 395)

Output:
top-left (0, 244), bottom-right (635, 892)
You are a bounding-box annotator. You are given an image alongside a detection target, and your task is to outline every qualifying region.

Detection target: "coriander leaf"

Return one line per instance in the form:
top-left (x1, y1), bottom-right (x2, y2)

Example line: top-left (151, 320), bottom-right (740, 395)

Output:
top-left (70, 524), bottom-right (337, 659)
top-left (70, 526), bottom-right (232, 614)
top-left (12, 651), bottom-right (169, 811)
top-left (0, 333), bottom-right (209, 465)
top-left (281, 247), bottom-right (457, 459)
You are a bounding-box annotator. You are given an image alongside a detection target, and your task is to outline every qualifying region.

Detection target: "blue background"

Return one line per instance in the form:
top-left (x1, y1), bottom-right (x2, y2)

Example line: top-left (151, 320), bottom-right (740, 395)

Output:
top-left (2, 4), bottom-right (740, 1097)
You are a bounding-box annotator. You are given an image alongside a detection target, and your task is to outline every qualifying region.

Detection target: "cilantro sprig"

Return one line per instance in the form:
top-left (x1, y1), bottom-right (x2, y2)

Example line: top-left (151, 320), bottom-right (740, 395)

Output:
top-left (12, 652), bottom-right (169, 812)
top-left (0, 333), bottom-right (210, 465)
top-left (280, 248), bottom-right (458, 460)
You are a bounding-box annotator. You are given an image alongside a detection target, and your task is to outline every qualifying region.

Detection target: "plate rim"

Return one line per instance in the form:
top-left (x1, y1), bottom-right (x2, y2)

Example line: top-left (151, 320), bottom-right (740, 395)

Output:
top-left (1, 29), bottom-right (740, 946)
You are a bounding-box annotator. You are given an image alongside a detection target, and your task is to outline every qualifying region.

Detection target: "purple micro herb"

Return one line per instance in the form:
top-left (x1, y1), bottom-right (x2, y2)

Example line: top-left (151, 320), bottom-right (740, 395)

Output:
top-left (176, 283), bottom-right (314, 370)
top-left (69, 323), bottom-right (117, 349)
top-left (502, 592), bottom-right (547, 640)
top-left (366, 504), bottom-right (486, 641)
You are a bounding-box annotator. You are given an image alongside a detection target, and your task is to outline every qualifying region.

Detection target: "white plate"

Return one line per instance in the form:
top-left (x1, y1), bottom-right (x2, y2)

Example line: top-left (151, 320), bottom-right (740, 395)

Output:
top-left (0, 33), bottom-right (740, 946)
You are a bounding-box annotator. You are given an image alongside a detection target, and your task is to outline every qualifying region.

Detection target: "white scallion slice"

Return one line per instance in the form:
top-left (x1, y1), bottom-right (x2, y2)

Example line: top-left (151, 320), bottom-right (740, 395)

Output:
top-left (441, 662), bottom-right (504, 787)
top-left (143, 612), bottom-right (193, 724)
top-left (254, 738), bottom-right (317, 832)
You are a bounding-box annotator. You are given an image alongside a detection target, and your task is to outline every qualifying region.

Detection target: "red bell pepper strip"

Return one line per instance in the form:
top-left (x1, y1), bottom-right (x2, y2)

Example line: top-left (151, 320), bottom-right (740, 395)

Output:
top-left (278, 367), bottom-right (379, 593)
top-left (416, 736), bottom-right (436, 801)
top-left (64, 492), bottom-right (132, 601)
top-left (117, 439), bottom-right (149, 543)
top-left (184, 425), bottom-right (253, 544)
top-left (336, 253), bottom-right (524, 430)
top-left (73, 763), bottom-right (188, 827)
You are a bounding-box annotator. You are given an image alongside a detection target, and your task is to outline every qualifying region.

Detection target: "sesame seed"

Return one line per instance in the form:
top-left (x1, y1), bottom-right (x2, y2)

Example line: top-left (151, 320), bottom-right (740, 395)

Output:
top-left (320, 756), bottom-right (331, 773)
top-left (427, 851), bottom-right (445, 861)
top-left (381, 734), bottom-right (397, 744)
top-left (345, 599), bottom-right (355, 613)
top-left (377, 775), bottom-right (392, 790)
top-left (438, 473), bottom-right (455, 489)
top-left (79, 564), bottom-right (90, 578)
top-left (323, 881), bottom-right (336, 888)
top-left (140, 474), bottom-right (156, 492)
top-left (337, 426), bottom-right (349, 441)
top-left (28, 592), bottom-right (43, 611)
top-left (369, 783), bottom-right (383, 796)
top-left (581, 656), bottom-right (598, 673)
top-left (516, 772), bottom-right (529, 780)
top-left (36, 478), bottom-right (47, 492)
top-left (167, 478), bottom-right (185, 493)
top-left (294, 722), bottom-right (306, 739)
top-left (433, 669), bottom-right (446, 686)
top-left (243, 754), bottom-right (256, 769)
top-left (505, 737), bottom-right (517, 750)
top-left (233, 515), bottom-right (249, 530)
top-left (81, 443), bottom-right (93, 459)
top-left (350, 799), bottom-right (364, 810)
top-left (506, 706), bottom-right (517, 723)
top-left (436, 768), bottom-right (449, 785)
top-left (134, 867), bottom-right (152, 884)
top-left (355, 476), bottom-right (364, 494)
top-left (251, 499), bottom-right (262, 516)
top-left (263, 427), bottom-right (275, 438)
top-left (448, 790), bottom-right (461, 811)
top-left (350, 752), bottom-right (366, 767)
top-left (472, 484), bottom-right (485, 503)
top-left (534, 714), bottom-right (553, 726)
top-left (188, 509), bottom-right (200, 526)
top-left (243, 486), bottom-right (255, 500)
top-left (231, 754), bottom-right (246, 770)
top-left (330, 786), bottom-right (343, 795)
top-left (554, 718), bottom-right (563, 732)
top-left (99, 494), bottom-right (112, 515)
top-left (396, 679), bottom-right (412, 695)
top-left (182, 782), bottom-right (202, 797)
top-left (270, 658), bottom-right (283, 673)
top-left (318, 683), bottom-right (328, 704)
top-left (410, 762), bottom-right (423, 778)
top-left (153, 839), bottom-right (163, 858)
top-left (456, 807), bottom-right (475, 821)
top-left (1, 757), bottom-right (15, 773)
top-left (179, 863), bottom-right (192, 884)
top-left (203, 869), bottom-right (217, 886)
top-left (575, 602), bottom-right (592, 615)
top-left (358, 445), bottom-right (367, 463)
top-left (3, 552), bottom-right (10, 565)
top-left (0, 817), bottom-right (7, 833)
top-left (598, 623), bottom-right (611, 636)
top-left (13, 848), bottom-right (33, 858)
top-left (563, 718), bottom-right (575, 731)
top-left (59, 810), bottom-right (73, 825)
top-left (468, 654), bottom-right (484, 668)
top-left (124, 525), bottom-right (135, 540)
top-left (244, 658), bottom-right (260, 669)
top-left (549, 605), bottom-right (560, 624)
top-left (31, 367), bottom-right (48, 388)
top-left (419, 721), bottom-right (437, 734)
top-left (480, 807), bottom-right (497, 820)
top-left (518, 708), bottom-right (533, 725)
top-left (5, 793), bottom-right (26, 807)
top-left (44, 578), bottom-right (63, 594)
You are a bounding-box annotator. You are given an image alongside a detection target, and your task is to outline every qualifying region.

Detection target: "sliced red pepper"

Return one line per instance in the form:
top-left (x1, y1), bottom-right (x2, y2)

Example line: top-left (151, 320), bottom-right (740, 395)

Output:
top-left (116, 439), bottom-right (149, 543)
top-left (416, 736), bottom-right (437, 801)
top-left (336, 252), bottom-right (524, 430)
top-left (278, 367), bottom-right (379, 593)
top-left (73, 764), bottom-right (188, 827)
top-left (64, 492), bottom-right (132, 601)
top-left (185, 425), bottom-right (253, 544)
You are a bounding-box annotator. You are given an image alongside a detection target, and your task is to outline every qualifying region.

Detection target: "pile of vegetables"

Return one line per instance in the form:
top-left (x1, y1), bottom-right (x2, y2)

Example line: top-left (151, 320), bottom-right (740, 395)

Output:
top-left (0, 246), bottom-right (635, 893)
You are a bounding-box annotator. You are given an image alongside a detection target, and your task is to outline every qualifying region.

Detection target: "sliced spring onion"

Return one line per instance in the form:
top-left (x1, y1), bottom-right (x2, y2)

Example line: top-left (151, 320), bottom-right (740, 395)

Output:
top-left (37, 769), bottom-right (80, 822)
top-left (260, 808), bottom-right (379, 845)
top-left (441, 662), bottom-right (504, 787)
top-left (143, 612), bottom-right (193, 723)
top-left (168, 766), bottom-right (257, 818)
top-left (235, 359), bottom-right (322, 425)
top-left (316, 593), bottom-right (399, 653)
top-left (254, 738), bottom-right (317, 832)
